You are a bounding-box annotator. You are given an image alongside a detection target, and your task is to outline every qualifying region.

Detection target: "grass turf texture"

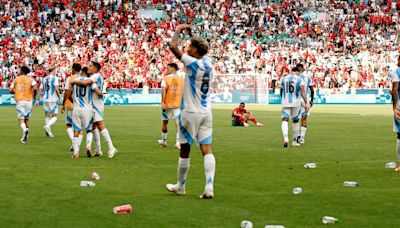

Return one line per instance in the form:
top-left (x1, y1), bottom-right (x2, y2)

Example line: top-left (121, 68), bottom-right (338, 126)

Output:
top-left (0, 104), bottom-right (398, 227)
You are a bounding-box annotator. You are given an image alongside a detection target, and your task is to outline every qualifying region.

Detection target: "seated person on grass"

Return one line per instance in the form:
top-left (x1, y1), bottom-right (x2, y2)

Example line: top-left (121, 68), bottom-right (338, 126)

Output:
top-left (232, 103), bottom-right (264, 127)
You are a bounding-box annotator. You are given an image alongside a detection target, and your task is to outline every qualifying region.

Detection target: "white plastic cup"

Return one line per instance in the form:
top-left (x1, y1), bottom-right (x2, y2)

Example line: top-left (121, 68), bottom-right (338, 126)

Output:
top-left (304, 163), bottom-right (317, 169)
top-left (385, 162), bottom-right (396, 169)
top-left (80, 180), bottom-right (96, 187)
top-left (292, 187), bottom-right (302, 195)
top-left (322, 216), bottom-right (339, 224)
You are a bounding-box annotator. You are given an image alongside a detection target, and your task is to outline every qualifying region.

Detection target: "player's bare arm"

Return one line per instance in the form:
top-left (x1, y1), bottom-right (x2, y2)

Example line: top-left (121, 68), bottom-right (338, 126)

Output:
top-left (161, 86), bottom-right (167, 110)
top-left (71, 79), bottom-right (94, 86)
top-left (93, 88), bottom-right (103, 97)
top-left (9, 87), bottom-right (14, 94)
top-left (300, 85), bottom-right (308, 110)
top-left (392, 81), bottom-right (400, 120)
top-left (309, 85), bottom-right (315, 107)
top-left (169, 24), bottom-right (191, 60)
top-left (35, 88), bottom-right (43, 106)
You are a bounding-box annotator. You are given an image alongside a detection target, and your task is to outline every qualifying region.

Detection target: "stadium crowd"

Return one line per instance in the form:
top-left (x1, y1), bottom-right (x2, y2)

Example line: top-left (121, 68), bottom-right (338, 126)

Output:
top-left (0, 0), bottom-right (398, 93)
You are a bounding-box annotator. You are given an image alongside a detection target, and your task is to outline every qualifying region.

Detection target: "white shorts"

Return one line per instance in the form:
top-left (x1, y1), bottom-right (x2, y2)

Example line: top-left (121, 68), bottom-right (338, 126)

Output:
top-left (178, 110), bottom-right (213, 145)
top-left (282, 106), bottom-right (301, 121)
top-left (300, 101), bottom-right (311, 117)
top-left (162, 108), bottom-right (180, 121)
top-left (66, 109), bottom-right (73, 125)
top-left (394, 117), bottom-right (400, 133)
top-left (72, 108), bottom-right (94, 132)
top-left (43, 102), bottom-right (58, 115)
top-left (16, 101), bottom-right (33, 119)
top-left (93, 105), bottom-right (104, 122)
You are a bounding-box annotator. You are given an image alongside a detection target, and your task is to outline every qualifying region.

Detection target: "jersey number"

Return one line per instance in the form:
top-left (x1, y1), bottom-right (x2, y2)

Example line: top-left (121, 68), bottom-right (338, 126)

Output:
top-left (201, 74), bottom-right (210, 94)
top-left (286, 81), bottom-right (295, 93)
top-left (75, 86), bottom-right (86, 97)
top-left (44, 83), bottom-right (50, 92)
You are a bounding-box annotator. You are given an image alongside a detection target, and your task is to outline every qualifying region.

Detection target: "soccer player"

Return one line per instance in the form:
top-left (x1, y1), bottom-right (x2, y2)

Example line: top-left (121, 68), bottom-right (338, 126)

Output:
top-left (72, 61), bottom-right (117, 158)
top-left (280, 67), bottom-right (308, 148)
top-left (232, 102), bottom-right (264, 127)
top-left (9, 66), bottom-right (37, 143)
top-left (36, 67), bottom-right (60, 137)
top-left (62, 63), bottom-right (83, 151)
top-left (166, 24), bottom-right (216, 199)
top-left (391, 56), bottom-right (400, 168)
top-left (158, 63), bottom-right (184, 149)
top-left (297, 63), bottom-right (314, 144)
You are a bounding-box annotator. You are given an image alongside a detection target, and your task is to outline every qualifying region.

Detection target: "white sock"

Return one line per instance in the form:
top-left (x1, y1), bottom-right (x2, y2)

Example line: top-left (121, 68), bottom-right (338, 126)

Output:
top-left (293, 122), bottom-right (300, 142)
top-left (281, 121), bottom-right (289, 142)
top-left (86, 132), bottom-right (93, 148)
top-left (177, 157), bottom-right (190, 189)
top-left (78, 134), bottom-right (83, 147)
top-left (93, 129), bottom-right (101, 151)
top-left (47, 117), bottom-right (57, 127)
top-left (67, 128), bottom-right (74, 141)
top-left (162, 132), bottom-right (167, 141)
top-left (176, 131), bottom-right (179, 143)
top-left (204, 154), bottom-right (216, 191)
top-left (301, 127), bottom-right (307, 140)
top-left (101, 128), bottom-right (114, 150)
top-left (45, 117), bottom-right (50, 126)
top-left (20, 123), bottom-right (27, 132)
top-left (73, 137), bottom-right (79, 154)
top-left (397, 139), bottom-right (400, 161)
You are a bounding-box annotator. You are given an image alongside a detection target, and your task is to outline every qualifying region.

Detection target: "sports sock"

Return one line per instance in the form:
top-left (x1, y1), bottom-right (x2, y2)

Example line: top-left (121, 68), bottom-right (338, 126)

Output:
top-left (397, 139), bottom-right (400, 161)
top-left (47, 117), bottom-right (57, 127)
top-left (293, 122), bottom-right (300, 142)
top-left (93, 129), bottom-right (101, 151)
top-left (20, 123), bottom-right (27, 132)
top-left (67, 128), bottom-right (74, 141)
top-left (45, 117), bottom-right (50, 126)
top-left (204, 154), bottom-right (216, 191)
top-left (281, 121), bottom-right (289, 142)
top-left (86, 132), bottom-right (93, 148)
top-left (176, 132), bottom-right (179, 143)
top-left (101, 129), bottom-right (114, 150)
top-left (301, 127), bottom-right (307, 140)
top-left (78, 134), bottom-right (83, 147)
top-left (73, 137), bottom-right (79, 154)
top-left (177, 157), bottom-right (190, 189)
top-left (162, 132), bottom-right (167, 142)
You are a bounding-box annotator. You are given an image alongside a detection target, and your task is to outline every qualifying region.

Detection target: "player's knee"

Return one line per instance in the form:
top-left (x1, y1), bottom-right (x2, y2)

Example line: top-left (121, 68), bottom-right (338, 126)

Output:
top-left (293, 119), bottom-right (299, 123)
top-left (282, 118), bottom-right (289, 122)
top-left (180, 143), bottom-right (191, 158)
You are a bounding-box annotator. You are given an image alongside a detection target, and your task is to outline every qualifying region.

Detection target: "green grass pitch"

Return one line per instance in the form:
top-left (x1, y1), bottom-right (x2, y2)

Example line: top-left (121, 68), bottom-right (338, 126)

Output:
top-left (0, 104), bottom-right (399, 227)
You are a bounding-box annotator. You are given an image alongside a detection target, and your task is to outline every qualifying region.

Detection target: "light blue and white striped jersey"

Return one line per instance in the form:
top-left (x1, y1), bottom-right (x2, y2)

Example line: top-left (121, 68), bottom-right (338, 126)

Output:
top-left (280, 74), bottom-right (305, 107)
top-left (40, 75), bottom-right (59, 102)
top-left (89, 73), bottom-right (104, 111)
top-left (181, 54), bottom-right (214, 113)
top-left (299, 72), bottom-right (314, 94)
top-left (72, 77), bottom-right (96, 109)
top-left (391, 67), bottom-right (400, 107)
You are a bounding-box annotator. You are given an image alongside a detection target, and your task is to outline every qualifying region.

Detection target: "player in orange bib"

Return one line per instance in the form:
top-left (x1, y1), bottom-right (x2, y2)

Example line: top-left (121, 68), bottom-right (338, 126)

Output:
top-left (62, 63), bottom-right (84, 151)
top-left (9, 66), bottom-right (38, 143)
top-left (158, 63), bottom-right (184, 149)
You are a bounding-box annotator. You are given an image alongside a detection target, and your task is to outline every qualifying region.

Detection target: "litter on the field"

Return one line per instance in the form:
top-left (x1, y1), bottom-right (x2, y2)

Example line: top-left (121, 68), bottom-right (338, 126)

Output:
top-left (322, 216), bottom-right (339, 224)
top-left (343, 181), bottom-right (358, 187)
top-left (240, 220), bottom-right (253, 228)
top-left (292, 187), bottom-right (302, 195)
top-left (113, 204), bottom-right (132, 214)
top-left (80, 181), bottom-right (96, 187)
top-left (304, 163), bottom-right (316, 168)
top-left (265, 225), bottom-right (286, 228)
top-left (91, 172), bottom-right (100, 180)
top-left (385, 162), bottom-right (396, 169)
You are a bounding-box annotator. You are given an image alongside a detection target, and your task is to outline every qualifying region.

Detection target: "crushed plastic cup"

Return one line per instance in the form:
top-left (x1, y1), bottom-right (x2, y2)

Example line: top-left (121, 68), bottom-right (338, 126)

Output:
top-left (240, 220), bottom-right (253, 228)
top-left (80, 180), bottom-right (95, 187)
top-left (113, 204), bottom-right (132, 214)
top-left (343, 181), bottom-right (358, 187)
top-left (322, 216), bottom-right (339, 224)
top-left (265, 225), bottom-right (286, 228)
top-left (292, 187), bottom-right (302, 195)
top-left (385, 162), bottom-right (397, 169)
top-left (91, 172), bottom-right (100, 180)
top-left (304, 163), bottom-right (317, 169)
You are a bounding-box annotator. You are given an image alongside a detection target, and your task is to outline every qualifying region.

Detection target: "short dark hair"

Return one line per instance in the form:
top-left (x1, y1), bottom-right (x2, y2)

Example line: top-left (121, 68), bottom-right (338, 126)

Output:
top-left (91, 61), bottom-right (101, 71)
top-left (168, 63), bottom-right (178, 70)
top-left (72, 63), bottom-right (82, 72)
top-left (81, 67), bottom-right (89, 75)
top-left (240, 102), bottom-right (245, 106)
top-left (21, 66), bottom-right (30, 75)
top-left (292, 67), bottom-right (300, 72)
top-left (296, 63), bottom-right (304, 69)
top-left (190, 37), bottom-right (209, 56)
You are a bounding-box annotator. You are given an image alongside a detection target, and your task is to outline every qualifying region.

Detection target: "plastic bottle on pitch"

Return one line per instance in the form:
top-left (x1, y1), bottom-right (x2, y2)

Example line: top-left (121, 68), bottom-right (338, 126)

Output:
top-left (80, 181), bottom-right (96, 187)
top-left (292, 187), bottom-right (302, 195)
top-left (322, 216), bottom-right (339, 224)
top-left (343, 181), bottom-right (358, 187)
top-left (385, 162), bottom-right (396, 169)
top-left (265, 225), bottom-right (286, 228)
top-left (304, 163), bottom-right (316, 168)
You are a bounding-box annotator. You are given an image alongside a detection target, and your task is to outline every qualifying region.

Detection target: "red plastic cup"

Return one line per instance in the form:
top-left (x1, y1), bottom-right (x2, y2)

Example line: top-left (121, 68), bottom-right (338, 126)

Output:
top-left (113, 204), bottom-right (132, 214)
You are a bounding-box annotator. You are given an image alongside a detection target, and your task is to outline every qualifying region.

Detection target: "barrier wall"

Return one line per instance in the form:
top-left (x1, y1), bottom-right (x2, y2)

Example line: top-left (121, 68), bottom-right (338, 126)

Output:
top-left (0, 89), bottom-right (392, 105)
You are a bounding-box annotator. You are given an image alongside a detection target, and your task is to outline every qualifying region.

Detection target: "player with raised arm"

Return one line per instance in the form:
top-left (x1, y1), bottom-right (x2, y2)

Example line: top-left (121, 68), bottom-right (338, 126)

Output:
top-left (390, 57), bottom-right (400, 170)
top-left (62, 64), bottom-right (83, 151)
top-left (157, 63), bottom-right (184, 149)
top-left (166, 24), bottom-right (216, 199)
top-left (72, 61), bottom-right (117, 158)
top-left (280, 67), bottom-right (308, 148)
top-left (9, 66), bottom-right (37, 143)
top-left (36, 67), bottom-right (60, 137)
top-left (297, 63), bottom-right (314, 144)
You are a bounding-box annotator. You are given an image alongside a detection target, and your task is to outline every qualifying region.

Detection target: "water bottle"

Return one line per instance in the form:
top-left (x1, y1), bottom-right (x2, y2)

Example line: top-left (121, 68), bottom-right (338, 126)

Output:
top-left (322, 216), bottom-right (339, 224)
top-left (80, 180), bottom-right (96, 187)
top-left (292, 187), bottom-right (302, 195)
top-left (304, 163), bottom-right (316, 168)
top-left (385, 162), bottom-right (396, 169)
top-left (240, 220), bottom-right (253, 228)
top-left (265, 225), bottom-right (286, 228)
top-left (343, 181), bottom-right (358, 187)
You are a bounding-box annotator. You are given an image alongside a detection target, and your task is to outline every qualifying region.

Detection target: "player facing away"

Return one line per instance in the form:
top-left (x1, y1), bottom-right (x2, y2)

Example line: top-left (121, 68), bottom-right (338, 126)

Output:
top-left (35, 67), bottom-right (60, 137)
top-left (166, 24), bottom-right (216, 199)
top-left (9, 66), bottom-right (37, 143)
top-left (390, 56), bottom-right (400, 169)
top-left (158, 63), bottom-right (184, 149)
top-left (297, 64), bottom-right (314, 144)
top-left (280, 67), bottom-right (308, 148)
top-left (62, 64), bottom-right (83, 151)
top-left (72, 61), bottom-right (117, 158)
